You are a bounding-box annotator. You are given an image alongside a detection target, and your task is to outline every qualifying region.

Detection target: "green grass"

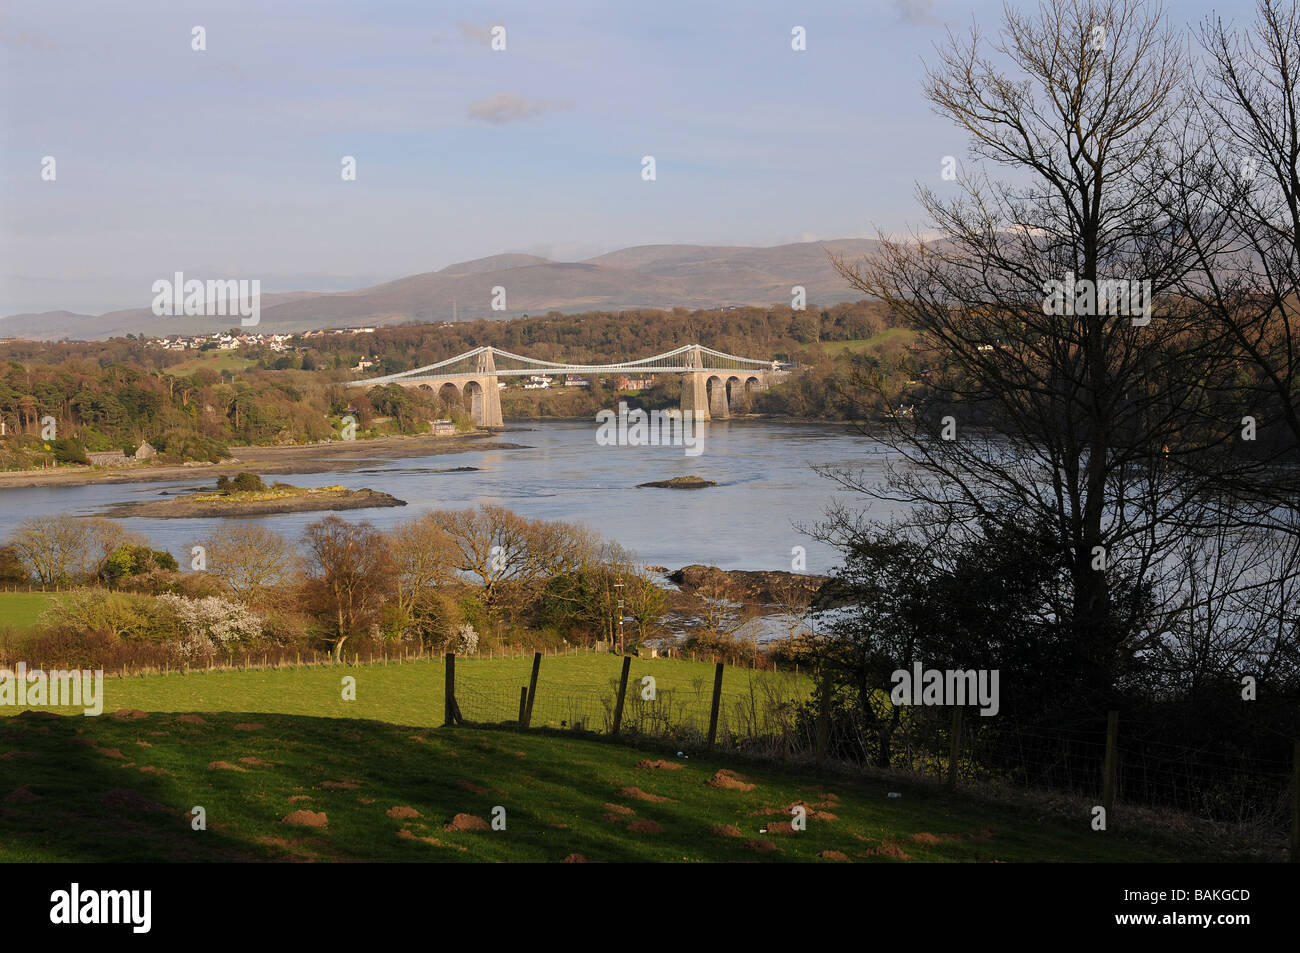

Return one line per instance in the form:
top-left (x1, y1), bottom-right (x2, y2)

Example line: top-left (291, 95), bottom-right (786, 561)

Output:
top-left (0, 654), bottom-right (809, 735)
top-left (0, 710), bottom-right (1198, 862)
top-left (163, 352), bottom-right (254, 376)
top-left (822, 328), bottom-right (917, 355)
top-left (0, 591), bottom-right (58, 635)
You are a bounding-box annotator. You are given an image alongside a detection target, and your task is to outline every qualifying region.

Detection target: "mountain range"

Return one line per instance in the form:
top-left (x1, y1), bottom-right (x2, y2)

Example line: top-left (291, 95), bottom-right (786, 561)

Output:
top-left (0, 239), bottom-right (880, 341)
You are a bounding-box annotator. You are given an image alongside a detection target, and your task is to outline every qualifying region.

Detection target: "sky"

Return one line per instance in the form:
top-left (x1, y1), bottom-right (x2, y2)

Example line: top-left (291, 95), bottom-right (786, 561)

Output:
top-left (0, 0), bottom-right (1266, 316)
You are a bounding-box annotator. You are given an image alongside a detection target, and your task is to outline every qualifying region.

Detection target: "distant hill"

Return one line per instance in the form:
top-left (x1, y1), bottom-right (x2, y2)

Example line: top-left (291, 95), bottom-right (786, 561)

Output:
top-left (0, 239), bottom-right (881, 341)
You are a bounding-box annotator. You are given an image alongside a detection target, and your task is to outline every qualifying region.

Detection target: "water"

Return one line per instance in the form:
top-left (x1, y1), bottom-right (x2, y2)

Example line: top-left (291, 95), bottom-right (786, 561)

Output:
top-left (0, 420), bottom-right (902, 574)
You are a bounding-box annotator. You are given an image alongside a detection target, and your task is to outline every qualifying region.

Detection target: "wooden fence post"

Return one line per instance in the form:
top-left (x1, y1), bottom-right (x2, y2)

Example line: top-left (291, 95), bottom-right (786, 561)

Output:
top-left (517, 686), bottom-right (528, 725)
top-left (443, 653), bottom-right (455, 727)
top-left (706, 662), bottom-right (725, 753)
top-left (612, 655), bottom-right (633, 736)
top-left (522, 652), bottom-right (542, 728)
top-left (948, 705), bottom-right (964, 788)
top-left (1101, 710), bottom-right (1120, 821)
top-left (815, 669), bottom-right (831, 764)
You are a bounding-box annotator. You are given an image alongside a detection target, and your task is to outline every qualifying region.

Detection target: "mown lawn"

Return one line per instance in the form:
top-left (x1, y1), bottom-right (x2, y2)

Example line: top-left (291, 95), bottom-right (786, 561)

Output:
top-left (162, 352), bottom-right (254, 376)
top-left (0, 710), bottom-right (1198, 862)
top-left (822, 328), bottom-right (917, 355)
top-left (0, 591), bottom-right (59, 639)
top-left (0, 654), bottom-right (811, 735)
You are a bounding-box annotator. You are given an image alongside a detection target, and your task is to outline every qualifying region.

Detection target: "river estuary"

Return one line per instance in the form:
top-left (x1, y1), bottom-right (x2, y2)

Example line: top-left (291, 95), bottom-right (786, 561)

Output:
top-left (0, 419), bottom-right (904, 575)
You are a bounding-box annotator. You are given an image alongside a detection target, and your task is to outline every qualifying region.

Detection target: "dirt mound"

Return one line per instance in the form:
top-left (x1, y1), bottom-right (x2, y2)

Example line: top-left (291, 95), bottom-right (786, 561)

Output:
top-left (635, 759), bottom-right (683, 770)
top-left (562, 853), bottom-right (589, 863)
top-left (233, 723), bottom-right (265, 731)
top-left (818, 849), bottom-right (850, 862)
top-left (603, 803), bottom-right (635, 815)
top-left (386, 806), bottom-right (421, 819)
top-left (5, 786), bottom-right (40, 804)
top-left (112, 709), bottom-right (149, 721)
top-left (911, 828), bottom-right (995, 845)
top-left (138, 765), bottom-right (171, 776)
top-left (443, 813), bottom-right (489, 831)
top-left (15, 709), bottom-right (59, 721)
top-left (398, 829), bottom-right (446, 846)
top-left (239, 757), bottom-right (274, 767)
top-left (207, 761), bottom-right (247, 772)
top-left (100, 788), bottom-right (171, 815)
top-left (174, 714), bottom-right (207, 725)
top-left (456, 779), bottom-right (488, 795)
top-left (762, 821), bottom-right (796, 835)
top-left (289, 795), bottom-right (312, 803)
top-left (617, 786), bottom-right (672, 803)
top-left (707, 770), bottom-right (754, 792)
top-left (627, 819), bottom-right (664, 834)
top-left (0, 749), bottom-right (37, 760)
top-left (320, 780), bottom-right (360, 790)
top-left (786, 800), bottom-right (836, 820)
top-left (743, 838), bottom-right (779, 854)
top-left (282, 810), bottom-right (328, 828)
top-left (858, 841), bottom-right (912, 860)
top-left (97, 748), bottom-right (126, 760)
top-left (135, 740), bottom-right (152, 748)
top-left (709, 824), bottom-right (744, 838)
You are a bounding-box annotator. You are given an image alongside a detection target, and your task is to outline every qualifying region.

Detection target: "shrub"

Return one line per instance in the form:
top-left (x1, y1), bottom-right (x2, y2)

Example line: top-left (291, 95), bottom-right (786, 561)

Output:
top-left (38, 590), bottom-right (160, 642)
top-left (231, 472), bottom-right (266, 493)
top-left (155, 593), bottom-right (265, 661)
top-left (454, 623), bottom-right (479, 656)
top-left (48, 437), bottom-right (89, 465)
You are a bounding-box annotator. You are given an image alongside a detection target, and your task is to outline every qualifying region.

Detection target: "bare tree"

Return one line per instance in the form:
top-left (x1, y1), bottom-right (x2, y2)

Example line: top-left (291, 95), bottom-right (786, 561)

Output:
top-left (299, 516), bottom-right (392, 660)
top-left (828, 0), bottom-right (1238, 699)
top-left (428, 504), bottom-right (591, 622)
top-left (1180, 1), bottom-right (1300, 479)
top-left (387, 513), bottom-right (459, 640)
top-left (199, 524), bottom-right (292, 601)
top-left (9, 515), bottom-right (137, 585)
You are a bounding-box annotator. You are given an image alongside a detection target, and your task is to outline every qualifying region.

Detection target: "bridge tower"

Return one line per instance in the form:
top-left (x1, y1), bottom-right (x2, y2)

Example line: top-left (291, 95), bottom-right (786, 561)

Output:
top-left (680, 344), bottom-right (711, 422)
top-left (471, 348), bottom-right (504, 429)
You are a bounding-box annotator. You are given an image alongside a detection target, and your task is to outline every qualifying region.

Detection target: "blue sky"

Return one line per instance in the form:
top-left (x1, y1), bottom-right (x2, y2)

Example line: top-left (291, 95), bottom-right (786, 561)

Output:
top-left (0, 0), bottom-right (1264, 315)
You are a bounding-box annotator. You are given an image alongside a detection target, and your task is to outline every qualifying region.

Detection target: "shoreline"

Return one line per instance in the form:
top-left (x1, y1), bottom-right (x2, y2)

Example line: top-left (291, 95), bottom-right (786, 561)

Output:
top-left (0, 431), bottom-right (530, 490)
top-left (104, 487), bottom-right (407, 519)
top-left (0, 415), bottom-right (861, 491)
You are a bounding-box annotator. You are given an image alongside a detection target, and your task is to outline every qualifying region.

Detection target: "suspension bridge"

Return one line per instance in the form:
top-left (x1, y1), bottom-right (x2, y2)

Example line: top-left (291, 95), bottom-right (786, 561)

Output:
top-left (348, 343), bottom-right (787, 427)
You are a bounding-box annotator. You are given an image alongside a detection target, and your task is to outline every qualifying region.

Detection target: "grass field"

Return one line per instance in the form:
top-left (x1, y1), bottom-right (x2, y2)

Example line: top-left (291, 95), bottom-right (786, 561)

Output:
top-left (162, 352), bottom-right (255, 376)
top-left (822, 328), bottom-right (917, 355)
top-left (0, 654), bottom-right (810, 735)
top-left (0, 592), bottom-right (58, 636)
top-left (0, 709), bottom-right (1197, 862)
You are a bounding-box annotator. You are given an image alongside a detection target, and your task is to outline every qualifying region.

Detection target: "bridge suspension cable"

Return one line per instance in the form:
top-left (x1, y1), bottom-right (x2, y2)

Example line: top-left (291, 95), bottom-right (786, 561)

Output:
top-left (351, 344), bottom-right (778, 386)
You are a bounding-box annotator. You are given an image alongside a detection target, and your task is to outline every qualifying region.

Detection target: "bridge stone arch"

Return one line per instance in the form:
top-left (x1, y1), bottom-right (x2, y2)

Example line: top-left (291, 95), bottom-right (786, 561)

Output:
top-left (706, 374), bottom-right (729, 418)
top-left (353, 342), bottom-right (783, 429)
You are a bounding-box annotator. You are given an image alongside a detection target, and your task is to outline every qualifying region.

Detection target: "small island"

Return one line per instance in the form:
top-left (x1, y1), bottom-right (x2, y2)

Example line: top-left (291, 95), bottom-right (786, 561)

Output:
top-left (636, 475), bottom-right (718, 490)
top-left (105, 472), bottom-right (407, 518)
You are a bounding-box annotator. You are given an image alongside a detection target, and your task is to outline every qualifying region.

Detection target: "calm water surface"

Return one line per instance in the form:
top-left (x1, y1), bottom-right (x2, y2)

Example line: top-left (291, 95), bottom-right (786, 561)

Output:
top-left (0, 420), bottom-right (904, 574)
